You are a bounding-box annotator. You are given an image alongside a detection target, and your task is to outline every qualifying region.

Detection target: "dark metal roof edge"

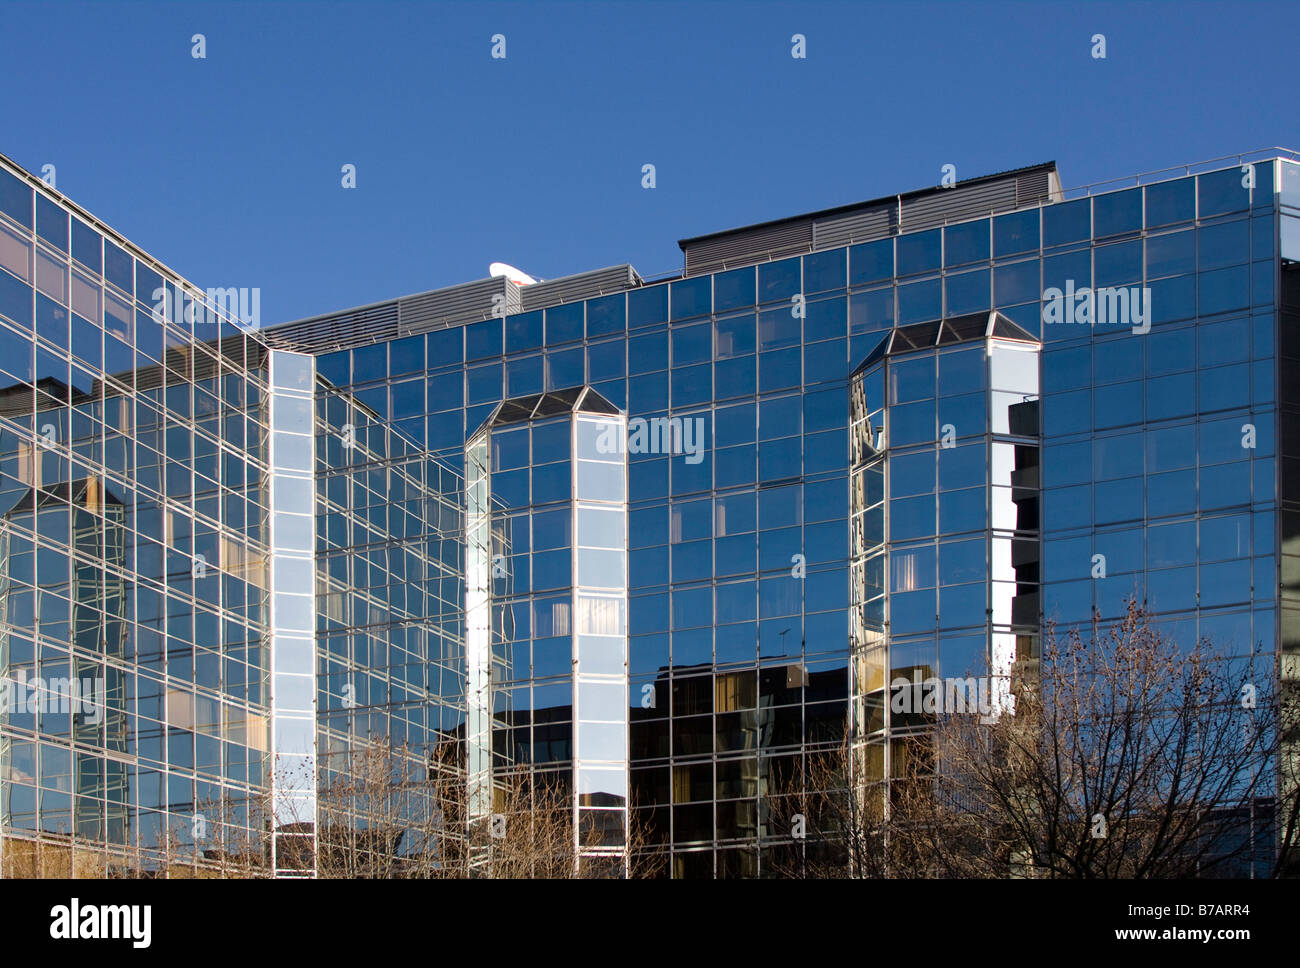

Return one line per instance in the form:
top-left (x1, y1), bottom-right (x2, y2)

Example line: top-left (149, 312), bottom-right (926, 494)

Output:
top-left (260, 276), bottom-right (503, 334)
top-left (264, 264), bottom-right (643, 334)
top-left (676, 161), bottom-right (1059, 251)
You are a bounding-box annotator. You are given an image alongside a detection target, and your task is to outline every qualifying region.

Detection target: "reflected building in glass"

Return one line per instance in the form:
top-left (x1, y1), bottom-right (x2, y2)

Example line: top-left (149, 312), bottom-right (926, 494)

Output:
top-left (2, 146), bottom-right (1298, 877)
top-left (0, 152), bottom-right (281, 874)
top-left (849, 312), bottom-right (1041, 785)
top-left (265, 153), bottom-right (1295, 877)
top-left (464, 388), bottom-right (629, 873)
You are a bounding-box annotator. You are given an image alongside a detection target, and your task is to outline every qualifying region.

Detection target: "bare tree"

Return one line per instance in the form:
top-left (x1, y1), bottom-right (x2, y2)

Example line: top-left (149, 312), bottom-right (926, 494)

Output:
top-left (770, 601), bottom-right (1300, 878)
top-left (304, 738), bottom-right (659, 878)
top-left (308, 738), bottom-right (457, 878)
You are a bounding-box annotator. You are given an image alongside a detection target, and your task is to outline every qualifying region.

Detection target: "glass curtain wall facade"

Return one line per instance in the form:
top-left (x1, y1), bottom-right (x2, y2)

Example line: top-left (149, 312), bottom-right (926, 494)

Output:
top-left (298, 157), bottom-right (1290, 876)
top-left (266, 350), bottom-right (316, 875)
top-left (849, 313), bottom-right (1041, 796)
top-left (0, 156), bottom-right (277, 875)
top-left (314, 358), bottom-right (475, 874)
top-left (1, 146), bottom-right (1295, 878)
top-left (464, 388), bottom-right (629, 875)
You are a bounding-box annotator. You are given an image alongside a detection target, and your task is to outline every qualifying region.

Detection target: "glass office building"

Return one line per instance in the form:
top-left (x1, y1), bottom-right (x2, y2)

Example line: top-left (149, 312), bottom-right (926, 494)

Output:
top-left (2, 146), bottom-right (1298, 877)
top-left (0, 153), bottom-right (470, 877)
top-left (0, 152), bottom-right (281, 875)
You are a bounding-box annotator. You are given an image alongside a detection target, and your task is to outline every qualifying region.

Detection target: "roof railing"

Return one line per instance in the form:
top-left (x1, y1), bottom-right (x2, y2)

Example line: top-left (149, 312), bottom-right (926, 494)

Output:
top-left (1057, 146), bottom-right (1299, 200)
top-left (276, 148), bottom-right (1300, 332)
top-left (661, 148), bottom-right (1300, 279)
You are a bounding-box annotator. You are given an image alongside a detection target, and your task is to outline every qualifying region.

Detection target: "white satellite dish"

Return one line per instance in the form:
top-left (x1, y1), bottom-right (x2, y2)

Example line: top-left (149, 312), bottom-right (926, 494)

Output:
top-left (489, 262), bottom-right (538, 286)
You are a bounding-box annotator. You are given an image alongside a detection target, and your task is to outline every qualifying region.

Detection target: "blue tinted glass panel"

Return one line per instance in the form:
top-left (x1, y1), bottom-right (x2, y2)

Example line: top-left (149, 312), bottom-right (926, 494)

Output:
top-left (587, 293), bottom-right (625, 336)
top-left (1198, 220), bottom-right (1249, 270)
top-left (1043, 199), bottom-right (1090, 248)
top-left (1146, 230), bottom-right (1194, 278)
top-left (945, 268), bottom-right (989, 315)
top-left (0, 270), bottom-right (32, 326)
top-left (759, 347), bottom-right (800, 393)
top-left (1147, 275), bottom-right (1195, 325)
top-left (70, 218), bottom-right (101, 273)
top-left (1094, 240), bottom-right (1143, 288)
top-left (389, 334), bottom-right (423, 375)
top-left (0, 167), bottom-right (32, 227)
top-left (993, 259), bottom-right (1039, 306)
top-left (898, 278), bottom-right (941, 324)
top-left (944, 219), bottom-right (989, 266)
top-left (629, 284), bottom-right (668, 328)
top-left (587, 339), bottom-right (625, 381)
top-left (714, 266), bottom-right (755, 311)
top-left (671, 362), bottom-right (710, 406)
top-left (994, 209), bottom-right (1038, 257)
top-left (135, 262), bottom-right (163, 307)
top-left (850, 239), bottom-right (893, 285)
top-left (1146, 372), bottom-right (1194, 420)
top-left (134, 308), bottom-right (162, 361)
top-left (849, 287), bottom-right (894, 334)
top-left (71, 316), bottom-right (100, 369)
top-left (1043, 345), bottom-right (1090, 392)
top-left (804, 338), bottom-right (845, 384)
top-left (103, 240), bottom-right (133, 294)
top-left (1198, 265), bottom-right (1250, 317)
top-left (352, 343), bottom-right (385, 383)
top-left (803, 248), bottom-right (846, 294)
top-left (897, 229), bottom-right (940, 277)
top-left (759, 258), bottom-right (801, 304)
top-left (465, 318), bottom-right (502, 359)
top-left (672, 322), bottom-right (711, 365)
top-left (546, 303), bottom-right (584, 345)
top-left (1145, 178), bottom-right (1195, 228)
top-left (506, 310), bottom-right (542, 352)
top-left (546, 347), bottom-right (584, 389)
top-left (938, 346), bottom-right (985, 395)
top-left (1199, 167), bottom-right (1252, 218)
top-left (1043, 250), bottom-right (1090, 294)
top-left (671, 276), bottom-right (711, 320)
top-left (507, 354), bottom-right (543, 395)
top-left (317, 350), bottom-right (348, 385)
top-left (428, 326), bottom-right (463, 367)
top-left (628, 330), bottom-right (667, 376)
top-left (715, 402), bottom-right (756, 446)
top-left (1043, 390), bottom-right (1091, 435)
top-left (35, 194), bottom-right (67, 251)
top-left (36, 297), bottom-right (67, 350)
top-left (804, 296), bottom-right (846, 343)
top-left (715, 314), bottom-right (755, 359)
top-left (1093, 188), bottom-right (1142, 238)
top-left (1093, 336), bottom-right (1143, 383)
top-left (0, 322), bottom-right (33, 381)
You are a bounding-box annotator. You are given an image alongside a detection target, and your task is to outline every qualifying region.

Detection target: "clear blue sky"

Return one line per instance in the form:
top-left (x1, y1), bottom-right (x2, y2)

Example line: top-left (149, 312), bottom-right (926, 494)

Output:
top-left (1, 0), bottom-right (1296, 325)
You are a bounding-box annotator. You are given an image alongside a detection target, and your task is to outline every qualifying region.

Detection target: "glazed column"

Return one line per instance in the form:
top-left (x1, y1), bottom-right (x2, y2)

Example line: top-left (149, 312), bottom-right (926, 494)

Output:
top-left (266, 350), bottom-right (318, 877)
top-left (464, 430), bottom-right (494, 868)
top-left (571, 412), bottom-right (629, 876)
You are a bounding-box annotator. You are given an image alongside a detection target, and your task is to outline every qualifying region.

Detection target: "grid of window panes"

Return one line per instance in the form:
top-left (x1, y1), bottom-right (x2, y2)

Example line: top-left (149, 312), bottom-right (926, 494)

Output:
top-left (473, 408), bottom-right (582, 835)
top-left (314, 375), bottom-right (470, 863)
top-left (267, 350), bottom-right (317, 875)
top-left (0, 161), bottom-right (274, 876)
top-left (1037, 165), bottom-right (1277, 679)
top-left (459, 397), bottom-right (630, 872)
top-left (304, 159), bottom-right (1284, 877)
top-left (849, 330), bottom-right (1040, 804)
top-left (572, 412), bottom-right (629, 869)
